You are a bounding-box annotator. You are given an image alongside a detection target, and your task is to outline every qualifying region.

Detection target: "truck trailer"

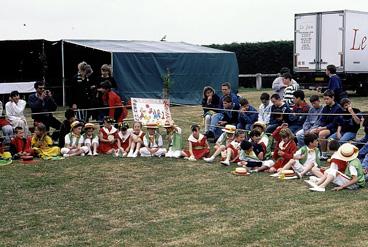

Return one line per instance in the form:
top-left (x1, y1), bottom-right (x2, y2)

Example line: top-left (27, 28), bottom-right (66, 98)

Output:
top-left (294, 10), bottom-right (368, 95)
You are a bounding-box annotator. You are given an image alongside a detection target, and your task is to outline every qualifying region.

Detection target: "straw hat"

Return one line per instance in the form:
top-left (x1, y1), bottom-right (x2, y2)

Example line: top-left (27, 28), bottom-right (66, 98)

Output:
top-left (222, 124), bottom-right (236, 134)
top-left (145, 123), bottom-right (159, 129)
top-left (331, 143), bottom-right (359, 162)
top-left (84, 123), bottom-right (96, 130)
top-left (70, 121), bottom-right (84, 130)
top-left (252, 121), bottom-right (266, 131)
top-left (163, 120), bottom-right (175, 128)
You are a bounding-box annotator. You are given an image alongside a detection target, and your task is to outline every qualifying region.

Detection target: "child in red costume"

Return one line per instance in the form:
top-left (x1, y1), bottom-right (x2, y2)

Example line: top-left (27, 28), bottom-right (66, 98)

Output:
top-left (98, 116), bottom-right (119, 154)
top-left (10, 126), bottom-right (33, 159)
top-left (183, 124), bottom-right (210, 161)
top-left (269, 123), bottom-right (297, 173)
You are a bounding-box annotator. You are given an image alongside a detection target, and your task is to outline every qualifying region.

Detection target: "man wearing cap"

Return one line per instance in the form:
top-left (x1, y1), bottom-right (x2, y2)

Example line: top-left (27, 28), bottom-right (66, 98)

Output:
top-left (307, 143), bottom-right (365, 192)
top-left (61, 121), bottom-right (89, 157)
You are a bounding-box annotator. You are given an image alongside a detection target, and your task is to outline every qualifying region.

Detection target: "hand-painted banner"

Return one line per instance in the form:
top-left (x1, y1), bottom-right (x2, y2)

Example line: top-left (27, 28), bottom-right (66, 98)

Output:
top-left (131, 98), bottom-right (172, 126)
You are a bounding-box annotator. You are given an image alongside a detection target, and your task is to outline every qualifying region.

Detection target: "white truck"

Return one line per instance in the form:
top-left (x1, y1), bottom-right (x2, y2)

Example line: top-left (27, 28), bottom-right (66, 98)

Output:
top-left (294, 10), bottom-right (368, 95)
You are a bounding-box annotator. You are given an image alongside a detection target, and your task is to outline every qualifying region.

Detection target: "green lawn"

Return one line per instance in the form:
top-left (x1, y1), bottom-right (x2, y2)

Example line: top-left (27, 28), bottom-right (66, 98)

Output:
top-left (1, 90), bottom-right (368, 246)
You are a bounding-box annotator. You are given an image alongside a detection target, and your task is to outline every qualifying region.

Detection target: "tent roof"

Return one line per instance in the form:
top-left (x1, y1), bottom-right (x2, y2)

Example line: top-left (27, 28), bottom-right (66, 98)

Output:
top-left (63, 39), bottom-right (232, 54)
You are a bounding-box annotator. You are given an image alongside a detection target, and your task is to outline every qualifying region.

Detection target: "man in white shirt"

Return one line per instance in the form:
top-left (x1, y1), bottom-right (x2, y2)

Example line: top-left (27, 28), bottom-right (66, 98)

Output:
top-left (272, 67), bottom-right (299, 98)
top-left (5, 91), bottom-right (29, 133)
top-left (258, 93), bottom-right (272, 124)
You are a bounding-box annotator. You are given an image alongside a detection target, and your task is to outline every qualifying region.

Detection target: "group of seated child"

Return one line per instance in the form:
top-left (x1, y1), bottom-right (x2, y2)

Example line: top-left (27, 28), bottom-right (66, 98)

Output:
top-left (1, 101), bottom-right (366, 193)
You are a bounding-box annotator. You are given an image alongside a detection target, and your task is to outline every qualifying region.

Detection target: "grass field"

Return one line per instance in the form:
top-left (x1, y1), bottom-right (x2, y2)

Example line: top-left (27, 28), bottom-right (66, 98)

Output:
top-left (1, 89), bottom-right (368, 246)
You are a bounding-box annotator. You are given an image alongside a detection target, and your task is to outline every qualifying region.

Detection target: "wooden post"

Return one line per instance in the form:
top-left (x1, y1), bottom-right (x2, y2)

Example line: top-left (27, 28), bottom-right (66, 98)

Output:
top-left (256, 73), bottom-right (262, 90)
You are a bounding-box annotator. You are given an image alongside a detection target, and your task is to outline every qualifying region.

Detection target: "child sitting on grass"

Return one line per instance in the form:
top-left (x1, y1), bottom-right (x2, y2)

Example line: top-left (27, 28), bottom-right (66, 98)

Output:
top-left (10, 126), bottom-right (33, 159)
top-left (139, 123), bottom-right (167, 157)
top-left (269, 124), bottom-right (297, 173)
top-left (83, 123), bottom-right (99, 156)
top-left (61, 121), bottom-right (89, 157)
top-left (204, 124), bottom-right (235, 163)
top-left (164, 121), bottom-right (183, 158)
top-left (127, 121), bottom-right (145, 158)
top-left (183, 124), bottom-right (210, 161)
top-left (273, 133), bottom-right (324, 179)
top-left (251, 121), bottom-right (272, 159)
top-left (117, 122), bottom-right (131, 157)
top-left (31, 123), bottom-right (61, 159)
top-left (98, 116), bottom-right (119, 155)
top-left (221, 130), bottom-right (246, 166)
top-left (307, 143), bottom-right (365, 192)
top-left (238, 140), bottom-right (275, 172)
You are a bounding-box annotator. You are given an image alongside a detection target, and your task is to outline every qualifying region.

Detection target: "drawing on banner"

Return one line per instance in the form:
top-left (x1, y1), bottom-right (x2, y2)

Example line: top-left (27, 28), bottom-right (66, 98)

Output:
top-left (131, 98), bottom-right (172, 126)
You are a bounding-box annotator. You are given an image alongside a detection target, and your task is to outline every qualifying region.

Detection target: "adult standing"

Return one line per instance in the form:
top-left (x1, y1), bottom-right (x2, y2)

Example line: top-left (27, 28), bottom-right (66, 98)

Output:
top-left (95, 64), bottom-right (118, 122)
top-left (272, 67), bottom-right (298, 98)
top-left (28, 81), bottom-right (61, 141)
top-left (70, 61), bottom-right (94, 122)
top-left (325, 64), bottom-right (347, 104)
top-left (99, 80), bottom-right (124, 123)
top-left (5, 90), bottom-right (29, 134)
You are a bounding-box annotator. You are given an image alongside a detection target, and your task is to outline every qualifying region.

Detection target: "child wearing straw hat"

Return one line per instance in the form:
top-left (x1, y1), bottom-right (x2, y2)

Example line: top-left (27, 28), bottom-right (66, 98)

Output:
top-left (98, 116), bottom-right (119, 155)
top-left (203, 124), bottom-right (236, 163)
top-left (83, 123), bottom-right (99, 156)
top-left (307, 143), bottom-right (365, 192)
top-left (61, 121), bottom-right (89, 157)
top-left (164, 121), bottom-right (183, 158)
top-left (139, 123), bottom-right (167, 157)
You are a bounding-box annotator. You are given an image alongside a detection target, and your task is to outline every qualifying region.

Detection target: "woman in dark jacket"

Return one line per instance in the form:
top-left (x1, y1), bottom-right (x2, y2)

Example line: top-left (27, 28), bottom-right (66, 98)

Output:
top-left (202, 86), bottom-right (220, 133)
top-left (70, 62), bottom-right (94, 122)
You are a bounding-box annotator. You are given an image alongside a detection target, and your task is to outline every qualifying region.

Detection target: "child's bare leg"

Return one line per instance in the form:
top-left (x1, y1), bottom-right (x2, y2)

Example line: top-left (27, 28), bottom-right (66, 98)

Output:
top-left (92, 143), bottom-right (98, 154)
top-left (299, 162), bottom-right (314, 176)
top-left (310, 167), bottom-right (324, 178)
top-left (317, 174), bottom-right (334, 188)
top-left (281, 159), bottom-right (296, 172)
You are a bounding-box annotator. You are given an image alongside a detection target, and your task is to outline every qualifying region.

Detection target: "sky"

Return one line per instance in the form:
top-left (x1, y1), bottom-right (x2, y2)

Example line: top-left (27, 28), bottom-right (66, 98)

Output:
top-left (1, 0), bottom-right (368, 45)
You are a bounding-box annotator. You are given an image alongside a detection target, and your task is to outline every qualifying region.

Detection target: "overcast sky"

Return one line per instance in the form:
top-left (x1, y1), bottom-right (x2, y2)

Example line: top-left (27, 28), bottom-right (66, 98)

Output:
top-left (1, 0), bottom-right (368, 45)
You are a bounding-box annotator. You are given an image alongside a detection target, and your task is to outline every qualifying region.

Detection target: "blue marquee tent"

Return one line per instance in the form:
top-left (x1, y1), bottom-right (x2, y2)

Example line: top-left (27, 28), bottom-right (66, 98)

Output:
top-left (64, 40), bottom-right (239, 105)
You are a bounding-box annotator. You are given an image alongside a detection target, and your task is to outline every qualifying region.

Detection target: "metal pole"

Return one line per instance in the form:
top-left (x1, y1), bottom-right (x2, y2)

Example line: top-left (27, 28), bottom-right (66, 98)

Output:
top-left (110, 52), bottom-right (113, 69)
top-left (256, 73), bottom-right (262, 90)
top-left (61, 40), bottom-right (65, 107)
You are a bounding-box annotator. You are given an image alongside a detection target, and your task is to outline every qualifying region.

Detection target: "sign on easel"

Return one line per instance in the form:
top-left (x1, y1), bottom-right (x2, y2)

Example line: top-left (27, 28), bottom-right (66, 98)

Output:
top-left (131, 98), bottom-right (172, 126)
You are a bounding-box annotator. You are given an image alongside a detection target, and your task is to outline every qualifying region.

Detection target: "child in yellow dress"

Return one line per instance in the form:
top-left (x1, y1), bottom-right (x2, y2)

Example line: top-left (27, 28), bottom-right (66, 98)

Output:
top-left (32, 123), bottom-right (61, 159)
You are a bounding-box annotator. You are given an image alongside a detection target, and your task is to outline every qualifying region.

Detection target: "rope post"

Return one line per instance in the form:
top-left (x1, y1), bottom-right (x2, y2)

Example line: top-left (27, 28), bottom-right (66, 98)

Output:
top-left (256, 73), bottom-right (262, 90)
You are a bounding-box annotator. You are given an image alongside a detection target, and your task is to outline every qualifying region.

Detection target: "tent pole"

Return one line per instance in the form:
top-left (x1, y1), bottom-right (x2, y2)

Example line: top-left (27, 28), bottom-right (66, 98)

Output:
top-left (61, 40), bottom-right (65, 107)
top-left (110, 52), bottom-right (113, 72)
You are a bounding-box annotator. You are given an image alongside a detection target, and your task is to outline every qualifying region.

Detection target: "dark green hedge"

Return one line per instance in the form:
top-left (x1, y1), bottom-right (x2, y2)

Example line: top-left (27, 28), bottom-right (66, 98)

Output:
top-left (207, 41), bottom-right (293, 87)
